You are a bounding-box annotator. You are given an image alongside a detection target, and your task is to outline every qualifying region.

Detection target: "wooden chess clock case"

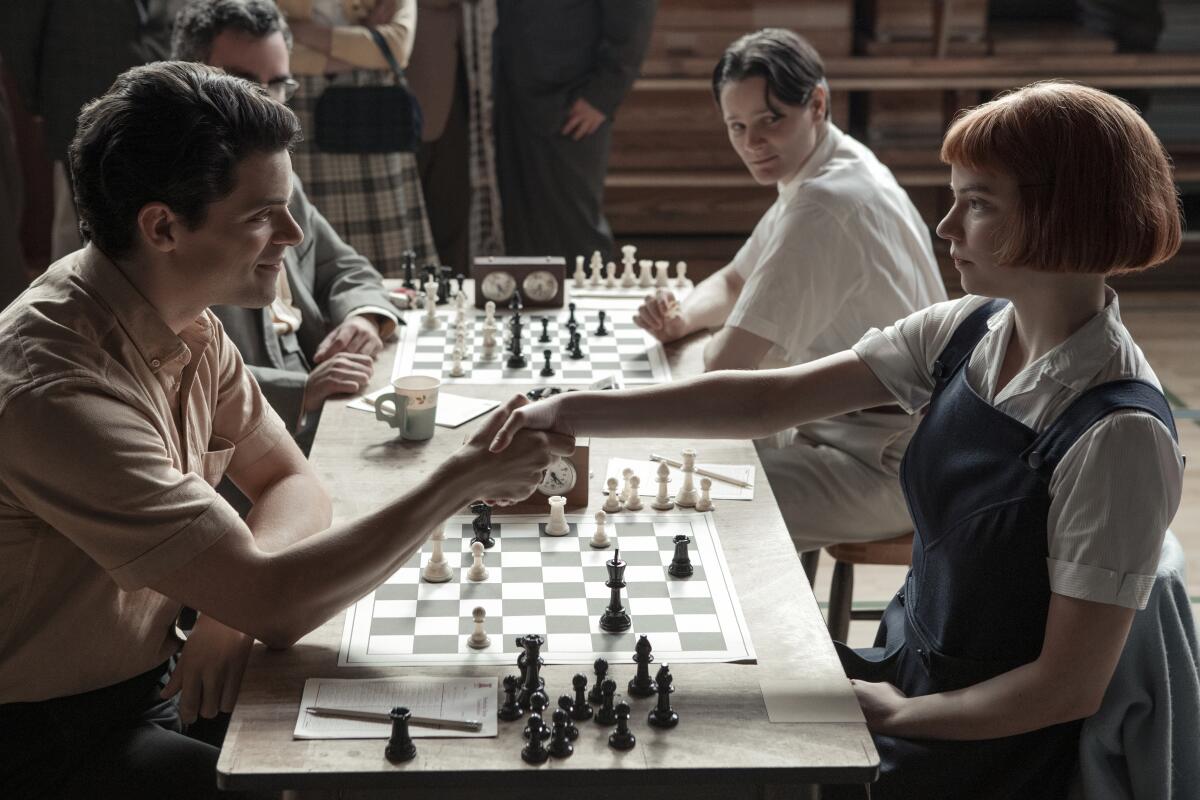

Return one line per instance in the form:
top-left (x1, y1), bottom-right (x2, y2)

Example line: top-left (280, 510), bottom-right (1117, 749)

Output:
top-left (472, 256), bottom-right (566, 310)
top-left (495, 438), bottom-right (589, 514)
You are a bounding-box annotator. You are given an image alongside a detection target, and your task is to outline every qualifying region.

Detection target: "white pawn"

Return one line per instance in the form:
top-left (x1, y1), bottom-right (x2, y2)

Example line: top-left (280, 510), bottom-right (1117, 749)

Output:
top-left (467, 540), bottom-right (489, 581)
top-left (467, 606), bottom-right (491, 649)
top-left (590, 510), bottom-right (610, 549)
top-left (484, 300), bottom-right (497, 326)
top-left (620, 244), bottom-right (637, 288)
top-left (589, 251), bottom-right (603, 287)
top-left (654, 260), bottom-right (670, 288)
top-left (604, 261), bottom-right (616, 288)
top-left (651, 460), bottom-right (674, 510)
top-left (546, 495), bottom-right (569, 536)
top-left (573, 255), bottom-right (586, 287)
top-left (422, 280), bottom-right (440, 330)
top-left (481, 328), bottom-right (497, 361)
top-left (675, 261), bottom-right (690, 288)
top-left (620, 467), bottom-right (634, 504)
top-left (603, 477), bottom-right (623, 513)
top-left (638, 259), bottom-right (654, 288)
top-left (455, 289), bottom-right (466, 310)
top-left (625, 476), bottom-right (644, 511)
top-left (695, 477), bottom-right (714, 512)
top-left (675, 448), bottom-right (699, 507)
top-left (422, 526), bottom-right (452, 582)
top-left (449, 348), bottom-right (465, 377)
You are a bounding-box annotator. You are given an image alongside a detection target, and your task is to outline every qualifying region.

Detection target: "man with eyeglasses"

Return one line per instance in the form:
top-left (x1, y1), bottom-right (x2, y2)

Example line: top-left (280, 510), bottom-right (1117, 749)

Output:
top-left (172, 0), bottom-right (399, 459)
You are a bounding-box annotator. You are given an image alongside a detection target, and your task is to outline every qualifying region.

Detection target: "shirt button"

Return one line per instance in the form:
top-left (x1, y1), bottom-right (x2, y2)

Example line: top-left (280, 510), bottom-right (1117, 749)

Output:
top-left (150, 359), bottom-right (161, 368)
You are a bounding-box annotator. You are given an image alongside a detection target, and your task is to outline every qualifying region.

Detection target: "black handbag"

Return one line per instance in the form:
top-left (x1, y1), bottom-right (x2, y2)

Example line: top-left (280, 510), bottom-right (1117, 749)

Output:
top-left (313, 27), bottom-right (423, 153)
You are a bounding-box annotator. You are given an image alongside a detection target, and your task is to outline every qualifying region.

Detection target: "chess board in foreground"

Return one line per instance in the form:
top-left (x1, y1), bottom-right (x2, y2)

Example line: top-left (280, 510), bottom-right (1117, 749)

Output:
top-left (338, 513), bottom-right (755, 666)
top-left (394, 307), bottom-right (671, 385)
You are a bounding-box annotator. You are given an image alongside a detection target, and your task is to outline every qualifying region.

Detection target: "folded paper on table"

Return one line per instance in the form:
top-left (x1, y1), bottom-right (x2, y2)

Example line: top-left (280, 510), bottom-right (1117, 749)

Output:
top-left (349, 388), bottom-right (499, 428)
top-left (759, 678), bottom-right (866, 724)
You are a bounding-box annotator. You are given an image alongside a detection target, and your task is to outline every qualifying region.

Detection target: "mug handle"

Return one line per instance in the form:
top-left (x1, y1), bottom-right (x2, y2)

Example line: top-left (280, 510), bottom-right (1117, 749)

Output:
top-left (374, 392), bottom-right (410, 429)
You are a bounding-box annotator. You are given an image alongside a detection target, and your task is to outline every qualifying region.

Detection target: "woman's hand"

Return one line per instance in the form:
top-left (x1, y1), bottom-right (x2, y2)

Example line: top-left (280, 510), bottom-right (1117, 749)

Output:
top-left (850, 679), bottom-right (909, 735)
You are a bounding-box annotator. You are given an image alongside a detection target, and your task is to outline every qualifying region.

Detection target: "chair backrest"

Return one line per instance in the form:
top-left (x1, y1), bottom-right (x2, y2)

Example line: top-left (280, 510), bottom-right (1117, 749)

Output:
top-left (1073, 530), bottom-right (1200, 800)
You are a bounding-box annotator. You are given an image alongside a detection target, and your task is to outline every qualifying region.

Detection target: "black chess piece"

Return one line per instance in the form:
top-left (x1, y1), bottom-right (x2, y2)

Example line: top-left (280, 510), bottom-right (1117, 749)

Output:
top-left (498, 675), bottom-right (523, 721)
top-left (506, 313), bottom-right (528, 369)
top-left (571, 673), bottom-right (594, 721)
top-left (539, 317), bottom-right (551, 343)
top-left (401, 250), bottom-right (416, 290)
top-left (548, 709), bottom-right (574, 758)
top-left (628, 635), bottom-right (657, 697)
top-left (515, 634), bottom-right (545, 709)
top-left (568, 331), bottom-right (585, 360)
top-left (588, 659), bottom-right (608, 705)
top-left (523, 693), bottom-right (551, 739)
top-left (437, 265), bottom-right (453, 304)
top-left (556, 695), bottom-right (580, 740)
top-left (608, 702), bottom-right (636, 751)
top-left (470, 502), bottom-right (495, 549)
top-left (508, 289), bottom-right (524, 314)
top-left (668, 534), bottom-right (694, 578)
top-left (595, 678), bottom-right (618, 725)
top-left (599, 550), bottom-right (632, 632)
top-left (540, 349), bottom-right (555, 377)
top-left (594, 310), bottom-right (609, 336)
top-left (385, 706), bottom-right (417, 762)
top-left (456, 272), bottom-right (466, 294)
top-left (520, 712), bottom-right (550, 764)
top-left (567, 302), bottom-right (577, 327)
top-left (647, 664), bottom-right (679, 728)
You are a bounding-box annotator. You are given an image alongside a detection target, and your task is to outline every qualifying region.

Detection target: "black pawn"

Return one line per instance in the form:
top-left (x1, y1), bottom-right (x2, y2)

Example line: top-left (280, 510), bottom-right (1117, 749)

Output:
top-left (608, 702), bottom-right (636, 751)
top-left (557, 695), bottom-right (580, 740)
top-left (401, 250), bottom-right (416, 290)
top-left (571, 673), bottom-right (594, 721)
top-left (647, 664), bottom-right (679, 728)
top-left (524, 692), bottom-right (551, 739)
top-left (588, 659), bottom-right (608, 705)
top-left (540, 349), bottom-right (555, 377)
top-left (549, 709), bottom-right (574, 758)
top-left (595, 678), bottom-right (618, 725)
top-left (628, 634), bottom-right (657, 698)
top-left (567, 302), bottom-right (578, 327)
top-left (520, 712), bottom-right (550, 765)
top-left (539, 317), bottom-right (551, 343)
top-left (594, 310), bottom-right (609, 336)
top-left (385, 706), bottom-right (417, 763)
top-left (437, 265), bottom-right (452, 304)
top-left (668, 534), bottom-right (694, 578)
top-left (498, 675), bottom-right (523, 721)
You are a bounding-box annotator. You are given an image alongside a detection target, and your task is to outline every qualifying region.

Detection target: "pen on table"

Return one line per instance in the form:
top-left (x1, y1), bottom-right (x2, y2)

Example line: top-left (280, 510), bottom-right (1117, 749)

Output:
top-left (306, 707), bottom-right (483, 732)
top-left (648, 454), bottom-right (752, 489)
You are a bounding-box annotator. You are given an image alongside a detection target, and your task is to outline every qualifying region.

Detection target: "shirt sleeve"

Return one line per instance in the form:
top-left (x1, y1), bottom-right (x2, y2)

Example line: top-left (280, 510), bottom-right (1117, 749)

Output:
top-left (0, 383), bottom-right (250, 592)
top-left (851, 295), bottom-right (993, 413)
top-left (329, 0), bottom-right (417, 69)
top-left (725, 202), bottom-right (866, 361)
top-left (210, 313), bottom-right (291, 475)
top-left (1046, 411), bottom-right (1184, 610)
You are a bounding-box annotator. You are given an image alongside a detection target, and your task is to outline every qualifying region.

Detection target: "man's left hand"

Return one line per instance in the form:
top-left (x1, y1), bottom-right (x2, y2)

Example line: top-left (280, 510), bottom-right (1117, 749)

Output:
top-left (561, 97), bottom-right (607, 141)
top-left (161, 615), bottom-right (254, 724)
top-left (850, 679), bottom-right (908, 735)
top-left (314, 316), bottom-right (384, 363)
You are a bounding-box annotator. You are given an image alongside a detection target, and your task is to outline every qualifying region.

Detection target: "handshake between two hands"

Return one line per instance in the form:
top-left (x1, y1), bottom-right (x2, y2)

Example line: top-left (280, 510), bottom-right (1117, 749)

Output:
top-left (461, 394), bottom-right (575, 507)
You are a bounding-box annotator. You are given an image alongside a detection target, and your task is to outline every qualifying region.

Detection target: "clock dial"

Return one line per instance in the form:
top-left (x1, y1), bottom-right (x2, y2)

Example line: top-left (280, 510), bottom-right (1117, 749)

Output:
top-left (480, 271), bottom-right (517, 302)
top-left (537, 457), bottom-right (578, 495)
top-left (522, 270), bottom-right (560, 303)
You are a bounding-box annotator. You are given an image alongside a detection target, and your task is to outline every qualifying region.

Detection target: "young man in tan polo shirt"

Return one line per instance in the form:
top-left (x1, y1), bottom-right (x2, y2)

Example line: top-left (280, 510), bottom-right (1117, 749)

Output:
top-left (0, 61), bottom-right (567, 798)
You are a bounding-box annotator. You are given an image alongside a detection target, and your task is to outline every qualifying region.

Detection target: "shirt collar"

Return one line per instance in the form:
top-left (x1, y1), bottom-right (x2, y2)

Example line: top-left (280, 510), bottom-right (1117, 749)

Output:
top-left (777, 121), bottom-right (841, 201)
top-left (74, 245), bottom-right (207, 374)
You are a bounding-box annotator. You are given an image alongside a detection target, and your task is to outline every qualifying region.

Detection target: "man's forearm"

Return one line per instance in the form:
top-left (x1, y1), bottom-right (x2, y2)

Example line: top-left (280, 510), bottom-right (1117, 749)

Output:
top-left (245, 471), bottom-right (332, 552)
top-left (680, 267), bottom-right (740, 333)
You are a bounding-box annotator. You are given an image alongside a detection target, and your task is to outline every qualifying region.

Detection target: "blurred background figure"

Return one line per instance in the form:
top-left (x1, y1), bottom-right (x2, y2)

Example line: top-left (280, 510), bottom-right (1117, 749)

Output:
top-left (494, 0), bottom-right (656, 263)
top-left (0, 57), bottom-right (28, 309)
top-left (277, 0), bottom-right (438, 276)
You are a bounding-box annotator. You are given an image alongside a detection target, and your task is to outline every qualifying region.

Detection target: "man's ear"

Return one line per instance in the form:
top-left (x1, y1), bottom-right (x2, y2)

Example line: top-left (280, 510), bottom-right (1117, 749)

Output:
top-left (136, 202), bottom-right (179, 254)
top-left (810, 84), bottom-right (828, 123)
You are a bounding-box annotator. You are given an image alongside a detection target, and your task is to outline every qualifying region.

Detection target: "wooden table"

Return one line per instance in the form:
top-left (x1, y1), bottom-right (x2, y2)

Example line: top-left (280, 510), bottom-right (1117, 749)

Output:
top-left (217, 331), bottom-right (878, 796)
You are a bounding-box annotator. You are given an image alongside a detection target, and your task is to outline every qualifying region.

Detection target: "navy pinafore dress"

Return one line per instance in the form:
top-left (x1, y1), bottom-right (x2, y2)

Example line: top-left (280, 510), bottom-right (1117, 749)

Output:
top-left (838, 300), bottom-right (1179, 799)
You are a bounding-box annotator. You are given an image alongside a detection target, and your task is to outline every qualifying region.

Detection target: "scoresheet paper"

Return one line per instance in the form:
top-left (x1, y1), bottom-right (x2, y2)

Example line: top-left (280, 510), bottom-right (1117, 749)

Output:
top-left (346, 389), bottom-right (499, 428)
top-left (294, 676), bottom-right (498, 739)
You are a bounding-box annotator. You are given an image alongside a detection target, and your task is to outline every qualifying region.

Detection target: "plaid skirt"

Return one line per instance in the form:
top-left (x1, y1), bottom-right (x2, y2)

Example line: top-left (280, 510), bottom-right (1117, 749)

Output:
top-left (290, 71), bottom-right (439, 277)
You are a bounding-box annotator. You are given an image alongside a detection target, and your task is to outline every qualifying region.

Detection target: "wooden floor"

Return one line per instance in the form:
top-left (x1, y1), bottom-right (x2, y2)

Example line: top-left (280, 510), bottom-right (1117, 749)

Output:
top-left (819, 290), bottom-right (1200, 648)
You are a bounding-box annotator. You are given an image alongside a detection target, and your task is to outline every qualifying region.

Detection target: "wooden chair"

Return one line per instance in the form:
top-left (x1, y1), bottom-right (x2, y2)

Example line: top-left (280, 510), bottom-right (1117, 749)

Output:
top-left (824, 533), bottom-right (914, 643)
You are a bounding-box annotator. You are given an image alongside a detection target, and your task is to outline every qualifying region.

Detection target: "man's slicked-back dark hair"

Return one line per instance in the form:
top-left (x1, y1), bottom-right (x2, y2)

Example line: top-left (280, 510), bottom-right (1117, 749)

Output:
top-left (171, 0), bottom-right (291, 62)
top-left (712, 28), bottom-right (830, 120)
top-left (69, 60), bottom-right (301, 259)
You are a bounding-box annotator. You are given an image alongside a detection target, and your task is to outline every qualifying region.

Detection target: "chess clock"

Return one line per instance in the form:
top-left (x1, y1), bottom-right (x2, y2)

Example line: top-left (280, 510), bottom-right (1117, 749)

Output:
top-left (498, 438), bottom-right (590, 515)
top-left (472, 256), bottom-right (565, 310)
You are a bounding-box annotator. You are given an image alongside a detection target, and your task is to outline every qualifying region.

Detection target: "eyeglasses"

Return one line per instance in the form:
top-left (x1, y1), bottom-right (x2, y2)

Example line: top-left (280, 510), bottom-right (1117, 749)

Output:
top-left (265, 77), bottom-right (300, 102)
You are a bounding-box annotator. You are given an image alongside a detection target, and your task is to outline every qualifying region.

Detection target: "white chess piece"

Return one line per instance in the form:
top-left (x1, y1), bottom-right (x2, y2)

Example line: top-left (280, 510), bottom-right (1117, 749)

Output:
top-left (589, 251), bottom-right (603, 287)
top-left (620, 244), bottom-right (637, 287)
top-left (654, 260), bottom-right (670, 288)
top-left (651, 460), bottom-right (674, 510)
top-left (625, 476), bottom-right (644, 511)
top-left (638, 259), bottom-right (654, 288)
top-left (675, 448), bottom-right (699, 507)
top-left (450, 277), bottom-right (461, 297)
top-left (675, 261), bottom-right (690, 288)
top-left (695, 477), bottom-right (714, 512)
top-left (449, 348), bottom-right (465, 377)
top-left (467, 606), bottom-right (491, 649)
top-left (573, 255), bottom-right (586, 287)
top-left (481, 328), bottom-right (497, 361)
top-left (602, 477), bottom-right (623, 513)
top-left (455, 290), bottom-right (466, 310)
top-left (604, 261), bottom-right (616, 288)
top-left (421, 279), bottom-right (440, 330)
top-left (620, 467), bottom-right (634, 504)
top-left (467, 540), bottom-right (489, 581)
top-left (421, 526), bottom-right (452, 582)
top-left (590, 510), bottom-right (610, 548)
top-left (484, 300), bottom-right (497, 326)
top-left (546, 495), bottom-right (569, 535)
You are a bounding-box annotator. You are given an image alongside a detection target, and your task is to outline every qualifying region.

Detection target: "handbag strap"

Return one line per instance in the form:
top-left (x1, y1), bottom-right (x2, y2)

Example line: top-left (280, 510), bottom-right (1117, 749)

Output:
top-left (366, 27), bottom-right (406, 82)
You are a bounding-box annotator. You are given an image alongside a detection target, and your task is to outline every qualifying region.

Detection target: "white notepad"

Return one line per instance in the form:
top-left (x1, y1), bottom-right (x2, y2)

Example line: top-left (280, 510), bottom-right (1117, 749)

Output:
top-left (294, 676), bottom-right (499, 739)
